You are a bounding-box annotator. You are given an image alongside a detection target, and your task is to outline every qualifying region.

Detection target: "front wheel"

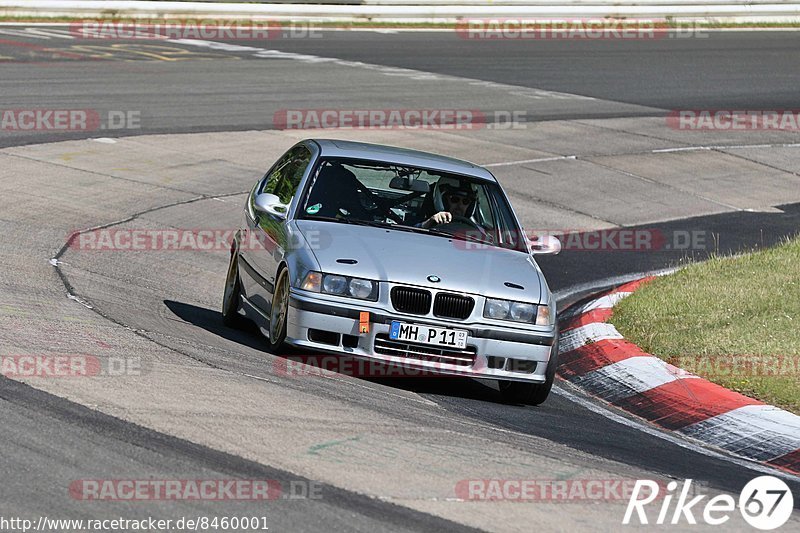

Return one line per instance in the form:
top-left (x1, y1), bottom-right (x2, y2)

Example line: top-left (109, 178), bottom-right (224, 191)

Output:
top-left (499, 336), bottom-right (559, 405)
top-left (499, 378), bottom-right (553, 406)
top-left (222, 249), bottom-right (246, 328)
top-left (267, 267), bottom-right (290, 352)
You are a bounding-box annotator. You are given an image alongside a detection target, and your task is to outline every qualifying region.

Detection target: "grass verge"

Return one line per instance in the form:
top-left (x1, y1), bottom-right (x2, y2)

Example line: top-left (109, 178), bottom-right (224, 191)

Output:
top-left (610, 235), bottom-right (800, 414)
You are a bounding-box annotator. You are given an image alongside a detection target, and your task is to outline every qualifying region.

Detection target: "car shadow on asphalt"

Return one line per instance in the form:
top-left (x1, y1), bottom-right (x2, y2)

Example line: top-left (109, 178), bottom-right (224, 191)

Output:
top-left (163, 299), bottom-right (268, 352)
top-left (163, 299), bottom-right (513, 405)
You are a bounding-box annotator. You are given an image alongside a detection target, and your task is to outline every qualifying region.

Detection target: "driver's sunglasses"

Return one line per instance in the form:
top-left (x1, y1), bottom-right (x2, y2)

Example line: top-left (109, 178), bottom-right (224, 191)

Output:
top-left (447, 195), bottom-right (474, 206)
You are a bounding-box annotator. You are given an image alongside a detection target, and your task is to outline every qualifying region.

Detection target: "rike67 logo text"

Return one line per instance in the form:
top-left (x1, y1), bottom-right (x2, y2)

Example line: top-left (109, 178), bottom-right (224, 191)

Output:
top-left (623, 477), bottom-right (794, 530)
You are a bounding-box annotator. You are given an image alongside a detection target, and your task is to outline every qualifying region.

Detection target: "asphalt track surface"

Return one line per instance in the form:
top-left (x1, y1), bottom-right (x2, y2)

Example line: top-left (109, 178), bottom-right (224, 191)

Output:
top-left (2, 27), bottom-right (800, 530)
top-left (2, 29), bottom-right (800, 146)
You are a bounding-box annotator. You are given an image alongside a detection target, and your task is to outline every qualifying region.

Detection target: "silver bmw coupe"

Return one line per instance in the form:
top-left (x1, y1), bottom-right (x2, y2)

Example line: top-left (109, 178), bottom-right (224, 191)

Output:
top-left (222, 139), bottom-right (561, 404)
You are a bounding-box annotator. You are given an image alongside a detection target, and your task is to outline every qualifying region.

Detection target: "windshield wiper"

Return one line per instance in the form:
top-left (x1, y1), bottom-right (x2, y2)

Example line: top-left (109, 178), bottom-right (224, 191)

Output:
top-left (306, 216), bottom-right (405, 231)
top-left (425, 227), bottom-right (493, 244)
top-left (306, 216), bottom-right (492, 244)
top-left (344, 219), bottom-right (435, 236)
top-left (305, 215), bottom-right (377, 226)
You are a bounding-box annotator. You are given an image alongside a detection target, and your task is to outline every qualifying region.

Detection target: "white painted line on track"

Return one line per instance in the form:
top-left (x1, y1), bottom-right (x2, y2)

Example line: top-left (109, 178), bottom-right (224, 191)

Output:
top-left (66, 293), bottom-right (93, 309)
top-left (651, 142), bottom-right (800, 153)
top-left (651, 146), bottom-right (712, 153)
top-left (484, 155), bottom-right (577, 168)
top-left (486, 141), bottom-right (800, 167)
top-left (0, 27), bottom-right (74, 39)
top-left (169, 37), bottom-right (596, 102)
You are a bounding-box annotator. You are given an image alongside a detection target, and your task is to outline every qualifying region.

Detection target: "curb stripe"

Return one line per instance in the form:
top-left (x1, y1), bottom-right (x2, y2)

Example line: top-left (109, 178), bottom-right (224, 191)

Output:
top-left (559, 322), bottom-right (623, 354)
top-left (679, 405), bottom-right (800, 462)
top-left (614, 276), bottom-right (656, 294)
top-left (613, 377), bottom-right (762, 431)
top-left (558, 338), bottom-right (649, 378)
top-left (574, 356), bottom-right (698, 404)
top-left (561, 307), bottom-right (613, 332)
top-left (559, 291), bottom-right (630, 320)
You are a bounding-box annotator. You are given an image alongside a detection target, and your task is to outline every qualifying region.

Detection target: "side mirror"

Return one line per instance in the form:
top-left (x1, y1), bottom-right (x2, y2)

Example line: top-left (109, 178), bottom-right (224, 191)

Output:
top-left (529, 234), bottom-right (561, 255)
top-left (254, 193), bottom-right (289, 220)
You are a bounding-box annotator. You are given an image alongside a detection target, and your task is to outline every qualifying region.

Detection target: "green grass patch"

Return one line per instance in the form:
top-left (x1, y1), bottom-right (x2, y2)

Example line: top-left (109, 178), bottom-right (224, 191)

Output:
top-left (610, 236), bottom-right (800, 413)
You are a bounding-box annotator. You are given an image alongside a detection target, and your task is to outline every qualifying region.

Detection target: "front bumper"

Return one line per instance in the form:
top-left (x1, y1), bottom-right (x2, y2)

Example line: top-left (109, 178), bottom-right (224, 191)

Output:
top-left (285, 289), bottom-right (557, 383)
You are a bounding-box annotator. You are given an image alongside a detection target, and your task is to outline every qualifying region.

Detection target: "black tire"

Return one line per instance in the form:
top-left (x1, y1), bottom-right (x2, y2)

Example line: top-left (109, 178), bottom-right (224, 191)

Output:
top-left (222, 248), bottom-right (246, 328)
top-left (267, 266), bottom-right (290, 352)
top-left (499, 333), bottom-right (559, 406)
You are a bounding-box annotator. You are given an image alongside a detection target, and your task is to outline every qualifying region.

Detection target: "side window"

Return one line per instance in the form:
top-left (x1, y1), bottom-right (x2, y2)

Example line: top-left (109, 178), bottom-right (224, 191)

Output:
top-left (490, 191), bottom-right (526, 252)
top-left (261, 145), bottom-right (312, 204)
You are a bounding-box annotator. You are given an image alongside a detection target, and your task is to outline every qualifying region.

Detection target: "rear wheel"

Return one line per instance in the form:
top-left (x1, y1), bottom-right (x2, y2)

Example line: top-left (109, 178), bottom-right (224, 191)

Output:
top-left (222, 249), bottom-right (246, 328)
top-left (267, 267), bottom-right (290, 352)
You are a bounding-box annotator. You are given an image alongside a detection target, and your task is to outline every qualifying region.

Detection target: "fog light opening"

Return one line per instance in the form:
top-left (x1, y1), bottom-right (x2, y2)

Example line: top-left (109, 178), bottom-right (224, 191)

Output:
top-left (308, 329), bottom-right (341, 346)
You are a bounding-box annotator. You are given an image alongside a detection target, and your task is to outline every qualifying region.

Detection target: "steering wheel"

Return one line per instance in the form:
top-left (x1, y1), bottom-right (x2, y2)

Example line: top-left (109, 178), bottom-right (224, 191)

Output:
top-left (362, 193), bottom-right (404, 224)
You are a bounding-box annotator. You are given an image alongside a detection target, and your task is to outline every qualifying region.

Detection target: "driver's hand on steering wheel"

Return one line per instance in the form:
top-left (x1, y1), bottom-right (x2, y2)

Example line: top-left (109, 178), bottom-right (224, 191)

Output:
top-left (422, 211), bottom-right (451, 228)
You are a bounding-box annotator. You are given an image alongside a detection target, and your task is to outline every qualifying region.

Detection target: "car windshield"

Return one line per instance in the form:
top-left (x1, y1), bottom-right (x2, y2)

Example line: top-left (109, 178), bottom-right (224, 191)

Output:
top-left (299, 157), bottom-right (527, 252)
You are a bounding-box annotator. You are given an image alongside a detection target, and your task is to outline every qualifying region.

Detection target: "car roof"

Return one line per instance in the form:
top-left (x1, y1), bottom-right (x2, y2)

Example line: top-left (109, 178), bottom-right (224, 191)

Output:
top-left (309, 139), bottom-right (496, 182)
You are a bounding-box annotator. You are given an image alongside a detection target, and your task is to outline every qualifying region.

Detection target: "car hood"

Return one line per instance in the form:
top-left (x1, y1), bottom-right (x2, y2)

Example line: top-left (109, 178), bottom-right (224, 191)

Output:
top-left (296, 220), bottom-right (545, 303)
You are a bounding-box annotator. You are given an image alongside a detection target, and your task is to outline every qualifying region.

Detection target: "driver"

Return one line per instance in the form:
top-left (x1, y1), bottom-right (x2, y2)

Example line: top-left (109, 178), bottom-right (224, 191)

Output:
top-left (419, 181), bottom-right (477, 229)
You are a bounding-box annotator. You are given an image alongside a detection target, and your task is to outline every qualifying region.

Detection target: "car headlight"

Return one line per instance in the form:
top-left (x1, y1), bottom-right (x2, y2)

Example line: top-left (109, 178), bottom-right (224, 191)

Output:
top-left (484, 298), bottom-right (552, 326)
top-left (322, 274), bottom-right (347, 295)
top-left (300, 271), bottom-right (378, 301)
top-left (484, 299), bottom-right (510, 319)
top-left (348, 277), bottom-right (374, 299)
top-left (510, 301), bottom-right (536, 322)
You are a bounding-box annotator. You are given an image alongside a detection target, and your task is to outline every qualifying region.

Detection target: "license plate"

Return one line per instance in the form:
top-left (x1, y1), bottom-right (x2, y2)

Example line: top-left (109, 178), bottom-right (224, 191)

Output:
top-left (389, 321), bottom-right (468, 349)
